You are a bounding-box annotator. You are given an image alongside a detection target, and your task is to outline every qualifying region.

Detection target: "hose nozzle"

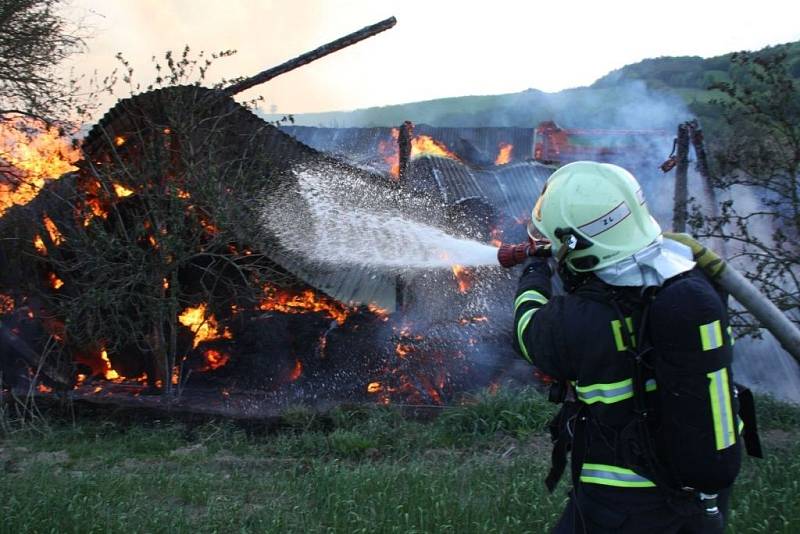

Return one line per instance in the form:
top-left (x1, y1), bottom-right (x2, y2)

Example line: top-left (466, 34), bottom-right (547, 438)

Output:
top-left (497, 238), bottom-right (551, 268)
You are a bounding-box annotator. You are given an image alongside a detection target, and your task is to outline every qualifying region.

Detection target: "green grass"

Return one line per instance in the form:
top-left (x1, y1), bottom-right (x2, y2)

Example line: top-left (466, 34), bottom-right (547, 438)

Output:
top-left (0, 390), bottom-right (797, 533)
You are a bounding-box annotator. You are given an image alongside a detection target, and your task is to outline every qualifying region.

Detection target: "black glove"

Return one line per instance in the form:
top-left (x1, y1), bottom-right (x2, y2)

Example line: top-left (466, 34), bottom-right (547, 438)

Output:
top-left (521, 257), bottom-right (553, 278)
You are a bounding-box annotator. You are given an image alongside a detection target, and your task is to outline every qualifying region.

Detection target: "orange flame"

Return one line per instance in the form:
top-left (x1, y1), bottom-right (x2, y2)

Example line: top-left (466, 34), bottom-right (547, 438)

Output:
top-left (495, 142), bottom-right (513, 165)
top-left (100, 349), bottom-right (121, 381)
top-left (451, 264), bottom-right (474, 294)
top-left (367, 303), bottom-right (390, 321)
top-left (43, 215), bottom-right (63, 245)
top-left (178, 303), bottom-right (232, 348)
top-left (410, 135), bottom-right (459, 160)
top-left (288, 359), bottom-right (303, 381)
top-left (378, 128), bottom-right (400, 177)
top-left (0, 120), bottom-right (80, 217)
top-left (202, 349), bottom-right (230, 371)
top-left (459, 316), bottom-right (488, 325)
top-left (395, 343), bottom-right (412, 358)
top-left (48, 272), bottom-right (64, 289)
top-left (367, 381), bottom-right (383, 393)
top-left (113, 183), bottom-right (134, 197)
top-left (0, 293), bottom-right (14, 314)
top-left (33, 234), bottom-right (47, 254)
top-left (259, 283), bottom-right (352, 325)
top-left (37, 383), bottom-right (53, 393)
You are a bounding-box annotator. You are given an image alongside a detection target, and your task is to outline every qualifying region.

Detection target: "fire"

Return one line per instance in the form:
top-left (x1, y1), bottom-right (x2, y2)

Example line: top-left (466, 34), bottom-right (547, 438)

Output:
top-left (178, 303), bottom-right (232, 349)
top-left (100, 349), bottom-right (120, 380)
top-left (495, 142), bottom-right (513, 165)
top-left (0, 120), bottom-right (80, 217)
top-left (459, 316), bottom-right (488, 325)
top-left (411, 135), bottom-right (459, 160)
top-left (0, 293), bottom-right (14, 314)
top-left (114, 136), bottom-right (125, 147)
top-left (48, 272), bottom-right (64, 289)
top-left (202, 349), bottom-right (230, 371)
top-left (43, 215), bottom-right (63, 245)
top-left (395, 343), bottom-right (412, 358)
top-left (367, 381), bottom-right (383, 393)
top-left (288, 359), bottom-right (303, 381)
top-left (367, 303), bottom-right (390, 321)
top-left (259, 283), bottom-right (352, 325)
top-left (33, 234), bottom-right (47, 254)
top-left (451, 264), bottom-right (474, 294)
top-left (113, 183), bottom-right (134, 197)
top-left (378, 128), bottom-right (400, 177)
top-left (37, 383), bottom-right (53, 393)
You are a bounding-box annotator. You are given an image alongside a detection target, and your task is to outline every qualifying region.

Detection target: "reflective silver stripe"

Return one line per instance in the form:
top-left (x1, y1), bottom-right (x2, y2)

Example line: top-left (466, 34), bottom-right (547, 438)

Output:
top-left (514, 290), bottom-right (548, 313)
top-left (576, 378), bottom-right (656, 405)
top-left (580, 463), bottom-right (655, 488)
top-left (577, 201), bottom-right (631, 238)
top-left (635, 188), bottom-right (646, 205)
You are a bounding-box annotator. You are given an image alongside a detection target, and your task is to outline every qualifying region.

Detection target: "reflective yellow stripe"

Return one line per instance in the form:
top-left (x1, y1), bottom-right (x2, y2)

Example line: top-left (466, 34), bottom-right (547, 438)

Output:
top-left (514, 291), bottom-right (548, 362)
top-left (708, 368), bottom-right (736, 450)
top-left (516, 308), bottom-right (537, 362)
top-left (514, 290), bottom-right (548, 313)
top-left (611, 316), bottom-right (635, 351)
top-left (727, 325), bottom-right (735, 346)
top-left (580, 463), bottom-right (655, 488)
top-left (700, 320), bottom-right (724, 351)
top-left (576, 378), bottom-right (656, 405)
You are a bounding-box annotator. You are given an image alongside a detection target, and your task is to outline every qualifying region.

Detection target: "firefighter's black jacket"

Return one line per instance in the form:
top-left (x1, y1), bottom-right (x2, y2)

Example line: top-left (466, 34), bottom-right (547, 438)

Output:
top-left (513, 258), bottom-right (742, 492)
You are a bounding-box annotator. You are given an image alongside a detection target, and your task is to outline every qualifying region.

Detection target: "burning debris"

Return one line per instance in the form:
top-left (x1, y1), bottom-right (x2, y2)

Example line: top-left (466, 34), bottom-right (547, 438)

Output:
top-left (0, 17), bottom-right (543, 412)
top-left (495, 142), bottom-right (513, 165)
top-left (0, 119), bottom-right (80, 217)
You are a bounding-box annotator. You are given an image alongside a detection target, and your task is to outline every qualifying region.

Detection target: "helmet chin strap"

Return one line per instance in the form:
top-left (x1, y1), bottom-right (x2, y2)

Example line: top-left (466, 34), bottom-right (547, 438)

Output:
top-left (555, 233), bottom-right (578, 265)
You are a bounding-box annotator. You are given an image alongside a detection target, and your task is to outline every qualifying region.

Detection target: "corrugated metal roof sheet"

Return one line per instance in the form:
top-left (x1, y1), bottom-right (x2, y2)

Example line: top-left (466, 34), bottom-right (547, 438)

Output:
top-left (408, 156), bottom-right (554, 220)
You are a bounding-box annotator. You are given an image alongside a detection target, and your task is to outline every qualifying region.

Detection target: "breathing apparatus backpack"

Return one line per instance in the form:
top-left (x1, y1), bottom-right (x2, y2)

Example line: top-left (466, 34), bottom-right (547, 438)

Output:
top-left (545, 269), bottom-right (762, 499)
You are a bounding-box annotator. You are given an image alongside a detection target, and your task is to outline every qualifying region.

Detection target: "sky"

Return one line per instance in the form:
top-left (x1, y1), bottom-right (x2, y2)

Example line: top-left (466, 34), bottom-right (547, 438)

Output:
top-left (63, 0), bottom-right (800, 117)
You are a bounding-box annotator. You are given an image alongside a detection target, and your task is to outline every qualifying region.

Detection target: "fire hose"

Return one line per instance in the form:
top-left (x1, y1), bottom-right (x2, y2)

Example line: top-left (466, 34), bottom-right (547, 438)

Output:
top-left (497, 234), bottom-right (800, 365)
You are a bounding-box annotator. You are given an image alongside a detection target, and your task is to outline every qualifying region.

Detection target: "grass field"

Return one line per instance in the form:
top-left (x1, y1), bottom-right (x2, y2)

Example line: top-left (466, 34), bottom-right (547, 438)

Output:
top-left (1, 389), bottom-right (798, 533)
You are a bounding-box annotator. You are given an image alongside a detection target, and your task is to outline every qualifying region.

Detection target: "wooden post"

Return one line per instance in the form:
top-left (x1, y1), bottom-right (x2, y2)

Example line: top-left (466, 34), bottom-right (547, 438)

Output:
top-left (671, 123), bottom-right (691, 232)
top-left (398, 120), bottom-right (414, 180)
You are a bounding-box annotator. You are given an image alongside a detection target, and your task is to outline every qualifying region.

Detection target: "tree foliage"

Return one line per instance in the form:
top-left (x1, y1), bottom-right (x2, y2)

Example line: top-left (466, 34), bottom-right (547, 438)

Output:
top-left (690, 50), bottom-right (800, 329)
top-left (0, 0), bottom-right (87, 123)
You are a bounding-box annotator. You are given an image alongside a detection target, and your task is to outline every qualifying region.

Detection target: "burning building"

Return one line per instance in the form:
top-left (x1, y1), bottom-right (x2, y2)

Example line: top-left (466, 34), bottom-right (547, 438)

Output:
top-left (0, 75), bottom-right (547, 413)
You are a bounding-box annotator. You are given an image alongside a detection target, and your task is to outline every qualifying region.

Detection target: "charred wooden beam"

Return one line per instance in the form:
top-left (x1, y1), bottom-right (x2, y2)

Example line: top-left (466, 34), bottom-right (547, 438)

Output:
top-left (398, 120), bottom-right (413, 180)
top-left (671, 122), bottom-right (691, 233)
top-left (0, 319), bottom-right (72, 389)
top-left (221, 16), bottom-right (397, 97)
top-left (688, 119), bottom-right (719, 217)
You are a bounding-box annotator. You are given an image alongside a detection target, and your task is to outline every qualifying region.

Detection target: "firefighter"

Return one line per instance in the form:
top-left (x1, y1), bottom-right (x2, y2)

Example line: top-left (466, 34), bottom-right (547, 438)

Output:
top-left (513, 161), bottom-right (743, 533)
